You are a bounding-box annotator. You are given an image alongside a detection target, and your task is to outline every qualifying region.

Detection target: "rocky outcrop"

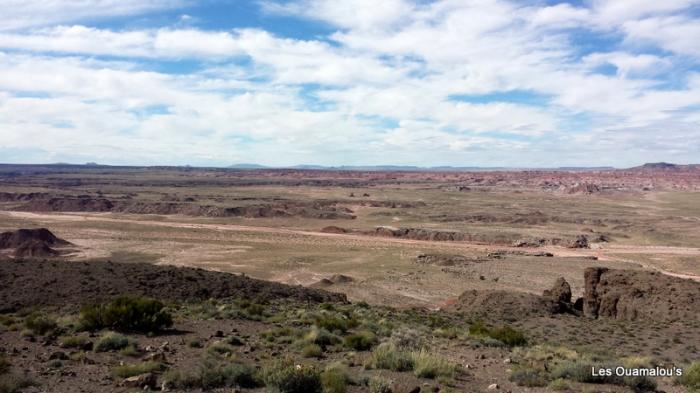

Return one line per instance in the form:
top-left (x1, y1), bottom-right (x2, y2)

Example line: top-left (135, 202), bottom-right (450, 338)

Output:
top-left (583, 267), bottom-right (700, 322)
top-left (0, 228), bottom-right (72, 258)
top-left (543, 277), bottom-right (572, 304)
top-left (415, 253), bottom-right (470, 266)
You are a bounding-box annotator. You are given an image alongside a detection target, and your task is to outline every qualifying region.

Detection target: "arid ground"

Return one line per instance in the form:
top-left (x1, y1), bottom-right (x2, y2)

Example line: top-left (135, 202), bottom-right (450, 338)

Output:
top-left (1, 163), bottom-right (699, 392)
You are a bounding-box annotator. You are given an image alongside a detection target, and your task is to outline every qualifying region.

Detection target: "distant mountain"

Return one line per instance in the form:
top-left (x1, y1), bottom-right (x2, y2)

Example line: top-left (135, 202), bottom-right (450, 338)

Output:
top-left (228, 163), bottom-right (269, 169)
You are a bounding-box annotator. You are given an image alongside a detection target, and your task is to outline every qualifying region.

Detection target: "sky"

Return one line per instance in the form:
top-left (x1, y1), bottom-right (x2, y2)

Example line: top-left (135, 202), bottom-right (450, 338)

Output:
top-left (0, 0), bottom-right (699, 168)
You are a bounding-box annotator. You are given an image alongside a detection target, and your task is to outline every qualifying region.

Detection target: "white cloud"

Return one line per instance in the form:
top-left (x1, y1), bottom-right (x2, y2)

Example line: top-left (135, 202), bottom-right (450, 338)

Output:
top-left (0, 0), bottom-right (185, 31)
top-left (0, 0), bottom-right (699, 166)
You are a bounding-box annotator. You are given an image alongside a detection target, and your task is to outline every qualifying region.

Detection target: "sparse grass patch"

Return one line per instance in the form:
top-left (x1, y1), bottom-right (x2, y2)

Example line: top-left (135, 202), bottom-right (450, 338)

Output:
top-left (304, 327), bottom-right (341, 348)
top-left (509, 367), bottom-right (549, 387)
top-left (23, 313), bottom-right (56, 335)
top-left (677, 361), bottom-right (700, 392)
top-left (164, 360), bottom-right (257, 389)
top-left (320, 363), bottom-right (349, 393)
top-left (94, 332), bottom-right (133, 352)
top-left (112, 361), bottom-right (164, 378)
top-left (302, 344), bottom-right (323, 358)
top-left (344, 330), bottom-right (377, 351)
top-left (369, 343), bottom-right (413, 372)
top-left (259, 359), bottom-right (322, 393)
top-left (368, 376), bottom-right (392, 393)
top-left (410, 350), bottom-right (457, 379)
top-left (80, 296), bottom-right (173, 333)
top-left (59, 335), bottom-right (91, 349)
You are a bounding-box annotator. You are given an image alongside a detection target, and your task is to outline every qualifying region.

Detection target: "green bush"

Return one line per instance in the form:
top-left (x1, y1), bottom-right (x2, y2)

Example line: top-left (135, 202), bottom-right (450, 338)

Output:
top-left (320, 366), bottom-right (348, 393)
top-left (468, 320), bottom-right (490, 337)
top-left (259, 359), bottom-right (322, 393)
top-left (370, 343), bottom-right (414, 372)
top-left (314, 313), bottom-right (354, 333)
top-left (410, 350), bottom-right (456, 379)
top-left (23, 313), bottom-right (56, 335)
top-left (344, 330), bottom-right (377, 351)
top-left (368, 376), bottom-right (392, 393)
top-left (677, 362), bottom-right (700, 391)
top-left (94, 332), bottom-right (132, 352)
top-left (164, 361), bottom-right (258, 389)
top-left (59, 335), bottom-right (91, 349)
top-left (302, 344), bottom-right (323, 358)
top-left (488, 326), bottom-right (527, 347)
top-left (112, 361), bottom-right (164, 378)
top-left (80, 296), bottom-right (173, 333)
top-left (305, 327), bottom-right (341, 348)
top-left (207, 342), bottom-right (235, 357)
top-left (509, 368), bottom-right (549, 387)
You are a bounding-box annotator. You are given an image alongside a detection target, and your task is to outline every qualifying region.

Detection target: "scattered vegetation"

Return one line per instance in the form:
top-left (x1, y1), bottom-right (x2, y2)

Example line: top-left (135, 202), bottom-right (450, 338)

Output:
top-left (368, 376), bottom-right (392, 393)
top-left (320, 363), bottom-right (349, 393)
top-left (80, 296), bottom-right (173, 333)
top-left (259, 359), bottom-right (322, 393)
top-left (112, 361), bottom-right (164, 378)
top-left (23, 313), bottom-right (57, 335)
top-left (94, 332), bottom-right (133, 352)
top-left (677, 361), bottom-right (700, 392)
top-left (411, 350), bottom-right (457, 379)
top-left (164, 360), bottom-right (257, 389)
top-left (369, 343), bottom-right (414, 372)
top-left (344, 330), bottom-right (377, 351)
top-left (469, 321), bottom-right (527, 346)
top-left (0, 374), bottom-right (37, 393)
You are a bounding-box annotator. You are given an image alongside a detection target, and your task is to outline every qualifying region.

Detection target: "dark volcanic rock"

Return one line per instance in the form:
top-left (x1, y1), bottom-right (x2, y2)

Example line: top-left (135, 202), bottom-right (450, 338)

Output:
top-left (543, 277), bottom-right (572, 304)
top-left (583, 267), bottom-right (700, 321)
top-left (0, 259), bottom-right (347, 312)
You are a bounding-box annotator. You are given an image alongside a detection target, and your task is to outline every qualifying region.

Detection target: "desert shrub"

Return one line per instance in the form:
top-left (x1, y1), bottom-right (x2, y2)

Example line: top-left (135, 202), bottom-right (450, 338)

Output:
top-left (509, 368), bottom-right (549, 387)
top-left (23, 313), bottom-right (56, 335)
top-left (59, 335), bottom-right (91, 349)
top-left (468, 320), bottom-right (490, 337)
top-left (188, 339), bottom-right (203, 348)
top-left (389, 328), bottom-right (424, 351)
top-left (164, 361), bottom-right (257, 389)
top-left (370, 343), bottom-right (413, 372)
top-left (118, 345), bottom-right (139, 357)
top-left (259, 359), bottom-right (322, 393)
top-left (320, 364), bottom-right (349, 393)
top-left (94, 332), bottom-right (132, 352)
top-left (344, 330), bottom-right (377, 351)
top-left (552, 360), bottom-right (623, 384)
top-left (547, 378), bottom-right (569, 391)
top-left (410, 350), bottom-right (457, 379)
top-left (0, 374), bottom-right (37, 393)
top-left (677, 362), bottom-right (700, 391)
top-left (305, 327), bottom-right (341, 348)
top-left (314, 313), bottom-right (354, 333)
top-left (112, 361), bottom-right (164, 378)
top-left (207, 342), bottom-right (235, 357)
top-left (201, 362), bottom-right (257, 388)
top-left (302, 344), bottom-right (323, 358)
top-left (225, 336), bottom-right (244, 346)
top-left (489, 326), bottom-right (527, 347)
top-left (368, 376), bottom-right (392, 393)
top-left (80, 296), bottom-right (172, 333)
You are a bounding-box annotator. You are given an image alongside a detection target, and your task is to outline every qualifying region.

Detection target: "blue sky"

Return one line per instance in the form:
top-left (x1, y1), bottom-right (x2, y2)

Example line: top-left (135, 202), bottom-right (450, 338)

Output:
top-left (0, 0), bottom-right (699, 167)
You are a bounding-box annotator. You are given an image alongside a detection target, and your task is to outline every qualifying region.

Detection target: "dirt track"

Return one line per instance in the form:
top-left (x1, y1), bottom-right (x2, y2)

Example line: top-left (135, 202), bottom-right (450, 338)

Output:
top-left (4, 210), bottom-right (700, 283)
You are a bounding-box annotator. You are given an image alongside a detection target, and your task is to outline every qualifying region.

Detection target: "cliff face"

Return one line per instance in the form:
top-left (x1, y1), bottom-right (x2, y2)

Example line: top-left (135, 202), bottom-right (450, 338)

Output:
top-left (582, 267), bottom-right (700, 322)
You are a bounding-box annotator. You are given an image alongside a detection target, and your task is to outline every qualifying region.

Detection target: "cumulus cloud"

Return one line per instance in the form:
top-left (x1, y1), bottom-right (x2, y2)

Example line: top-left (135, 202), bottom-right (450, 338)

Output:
top-left (0, 0), bottom-right (699, 166)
